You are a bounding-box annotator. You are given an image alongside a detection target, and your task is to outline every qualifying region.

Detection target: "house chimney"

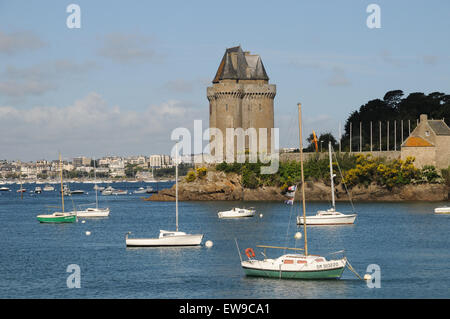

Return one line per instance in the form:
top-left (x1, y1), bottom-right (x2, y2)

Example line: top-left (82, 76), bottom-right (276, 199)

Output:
top-left (420, 114), bottom-right (428, 123)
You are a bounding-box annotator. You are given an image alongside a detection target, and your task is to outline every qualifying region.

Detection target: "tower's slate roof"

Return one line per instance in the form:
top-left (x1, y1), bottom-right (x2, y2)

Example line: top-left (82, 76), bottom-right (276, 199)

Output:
top-left (212, 46), bottom-right (269, 83)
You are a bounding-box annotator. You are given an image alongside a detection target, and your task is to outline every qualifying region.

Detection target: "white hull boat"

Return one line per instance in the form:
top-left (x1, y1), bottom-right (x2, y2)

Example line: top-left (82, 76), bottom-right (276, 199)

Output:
top-left (218, 207), bottom-right (255, 218)
top-left (297, 142), bottom-right (357, 226)
top-left (434, 206), bottom-right (450, 214)
top-left (126, 230), bottom-right (203, 247)
top-left (126, 142), bottom-right (203, 248)
top-left (43, 185), bottom-right (55, 191)
top-left (76, 207), bottom-right (110, 217)
top-left (297, 209), bottom-right (357, 225)
top-left (112, 190), bottom-right (127, 195)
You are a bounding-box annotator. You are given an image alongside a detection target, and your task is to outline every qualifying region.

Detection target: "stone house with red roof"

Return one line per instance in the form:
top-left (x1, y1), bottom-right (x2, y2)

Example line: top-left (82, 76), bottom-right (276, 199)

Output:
top-left (401, 114), bottom-right (450, 169)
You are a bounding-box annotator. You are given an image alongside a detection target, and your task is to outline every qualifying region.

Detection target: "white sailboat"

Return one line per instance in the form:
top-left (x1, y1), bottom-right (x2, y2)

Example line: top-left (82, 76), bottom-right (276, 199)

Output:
top-left (126, 142), bottom-right (203, 247)
top-left (76, 158), bottom-right (110, 218)
top-left (240, 103), bottom-right (348, 280)
top-left (297, 142), bottom-right (357, 226)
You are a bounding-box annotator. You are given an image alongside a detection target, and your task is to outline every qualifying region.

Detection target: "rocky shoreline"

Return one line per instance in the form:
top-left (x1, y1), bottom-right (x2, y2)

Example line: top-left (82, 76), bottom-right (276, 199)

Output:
top-left (145, 171), bottom-right (449, 202)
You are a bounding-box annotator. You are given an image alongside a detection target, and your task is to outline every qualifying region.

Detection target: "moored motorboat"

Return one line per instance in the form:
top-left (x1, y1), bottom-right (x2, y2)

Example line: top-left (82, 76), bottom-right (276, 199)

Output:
top-left (218, 207), bottom-right (255, 218)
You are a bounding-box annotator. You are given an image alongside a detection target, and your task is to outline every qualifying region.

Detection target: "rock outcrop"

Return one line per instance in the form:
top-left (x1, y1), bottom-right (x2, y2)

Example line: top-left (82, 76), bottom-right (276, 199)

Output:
top-left (145, 171), bottom-right (449, 202)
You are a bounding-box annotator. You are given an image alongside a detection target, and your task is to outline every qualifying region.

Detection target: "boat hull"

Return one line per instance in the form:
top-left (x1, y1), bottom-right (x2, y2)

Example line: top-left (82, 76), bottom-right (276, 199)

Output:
top-left (434, 207), bottom-right (450, 214)
top-left (126, 234), bottom-right (203, 247)
top-left (297, 214), bottom-right (357, 225)
top-left (37, 214), bottom-right (76, 223)
top-left (76, 208), bottom-right (110, 217)
top-left (242, 265), bottom-right (345, 280)
top-left (241, 257), bottom-right (347, 280)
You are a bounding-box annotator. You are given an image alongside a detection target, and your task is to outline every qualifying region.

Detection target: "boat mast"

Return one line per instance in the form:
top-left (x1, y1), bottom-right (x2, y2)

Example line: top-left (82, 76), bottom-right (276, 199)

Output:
top-left (328, 142), bottom-right (336, 210)
top-left (297, 103), bottom-right (308, 256)
top-left (94, 157), bottom-right (98, 209)
top-left (175, 142), bottom-right (179, 232)
top-left (60, 153), bottom-right (65, 213)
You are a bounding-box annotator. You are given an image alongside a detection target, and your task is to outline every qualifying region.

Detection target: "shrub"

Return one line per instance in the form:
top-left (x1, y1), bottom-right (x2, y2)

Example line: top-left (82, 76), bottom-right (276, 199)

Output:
top-left (185, 171), bottom-right (196, 182)
top-left (196, 167), bottom-right (207, 179)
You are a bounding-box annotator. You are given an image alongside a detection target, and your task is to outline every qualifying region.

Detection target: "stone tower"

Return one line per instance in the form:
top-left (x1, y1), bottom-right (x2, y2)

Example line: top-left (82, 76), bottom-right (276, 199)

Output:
top-left (207, 46), bottom-right (276, 160)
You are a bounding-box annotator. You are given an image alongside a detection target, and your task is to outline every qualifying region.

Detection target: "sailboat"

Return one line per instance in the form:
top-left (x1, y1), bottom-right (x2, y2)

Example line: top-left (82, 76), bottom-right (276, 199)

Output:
top-left (76, 158), bottom-right (110, 218)
top-left (37, 154), bottom-right (77, 223)
top-left (240, 103), bottom-right (348, 279)
top-left (126, 142), bottom-right (203, 247)
top-left (297, 142), bottom-right (357, 225)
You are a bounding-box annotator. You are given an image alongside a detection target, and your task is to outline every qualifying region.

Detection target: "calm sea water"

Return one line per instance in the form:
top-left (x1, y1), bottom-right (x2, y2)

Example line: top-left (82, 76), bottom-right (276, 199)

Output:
top-left (0, 181), bottom-right (449, 299)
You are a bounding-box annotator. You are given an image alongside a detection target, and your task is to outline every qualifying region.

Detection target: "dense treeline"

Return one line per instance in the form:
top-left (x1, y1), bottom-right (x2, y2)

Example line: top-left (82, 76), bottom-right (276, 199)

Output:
top-left (339, 90), bottom-right (449, 151)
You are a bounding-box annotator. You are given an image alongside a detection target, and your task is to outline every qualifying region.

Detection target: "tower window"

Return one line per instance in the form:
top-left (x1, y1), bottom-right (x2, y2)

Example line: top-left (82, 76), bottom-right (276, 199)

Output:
top-left (226, 104), bottom-right (228, 112)
top-left (259, 104), bottom-right (262, 111)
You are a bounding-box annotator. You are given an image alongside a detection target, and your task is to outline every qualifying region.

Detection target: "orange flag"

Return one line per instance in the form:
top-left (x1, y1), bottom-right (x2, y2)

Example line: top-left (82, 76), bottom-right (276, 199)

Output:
top-left (312, 130), bottom-right (318, 152)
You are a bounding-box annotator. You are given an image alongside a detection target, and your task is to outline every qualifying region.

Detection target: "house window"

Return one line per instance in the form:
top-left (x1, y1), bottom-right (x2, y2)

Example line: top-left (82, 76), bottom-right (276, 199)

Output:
top-left (425, 130), bottom-right (430, 137)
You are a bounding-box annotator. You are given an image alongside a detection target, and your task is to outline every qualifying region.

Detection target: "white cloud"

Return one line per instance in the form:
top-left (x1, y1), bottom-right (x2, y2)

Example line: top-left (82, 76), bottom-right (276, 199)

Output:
top-left (0, 93), bottom-right (206, 160)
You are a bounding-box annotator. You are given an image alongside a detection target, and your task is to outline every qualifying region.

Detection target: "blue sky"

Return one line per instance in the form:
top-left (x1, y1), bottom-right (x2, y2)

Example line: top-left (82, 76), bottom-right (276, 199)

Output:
top-left (1, 0), bottom-right (449, 161)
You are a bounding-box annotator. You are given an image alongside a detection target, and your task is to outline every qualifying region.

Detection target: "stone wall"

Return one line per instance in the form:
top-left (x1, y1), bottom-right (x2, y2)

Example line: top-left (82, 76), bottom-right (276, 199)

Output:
top-left (280, 151), bottom-right (401, 162)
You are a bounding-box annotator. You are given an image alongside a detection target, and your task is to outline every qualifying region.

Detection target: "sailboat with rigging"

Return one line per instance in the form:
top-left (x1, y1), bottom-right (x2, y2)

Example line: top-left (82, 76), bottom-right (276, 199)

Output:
top-left (76, 158), bottom-right (110, 218)
top-left (36, 154), bottom-right (77, 223)
top-left (297, 142), bottom-right (357, 225)
top-left (240, 103), bottom-right (348, 279)
top-left (125, 142), bottom-right (203, 247)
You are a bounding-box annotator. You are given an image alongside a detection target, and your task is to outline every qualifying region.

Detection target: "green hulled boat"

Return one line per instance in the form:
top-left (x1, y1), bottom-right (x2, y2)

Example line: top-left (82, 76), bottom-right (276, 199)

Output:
top-left (239, 103), bottom-right (348, 280)
top-left (37, 154), bottom-right (76, 224)
top-left (37, 212), bottom-right (77, 223)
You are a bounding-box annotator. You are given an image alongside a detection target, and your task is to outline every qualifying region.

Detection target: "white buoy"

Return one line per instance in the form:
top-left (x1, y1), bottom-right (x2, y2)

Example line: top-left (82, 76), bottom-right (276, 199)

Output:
top-left (85, 231), bottom-right (91, 236)
top-left (259, 213), bottom-right (263, 218)
top-left (81, 220), bottom-right (86, 224)
top-left (294, 232), bottom-right (302, 239)
top-left (364, 274), bottom-right (372, 281)
top-left (205, 240), bottom-right (213, 248)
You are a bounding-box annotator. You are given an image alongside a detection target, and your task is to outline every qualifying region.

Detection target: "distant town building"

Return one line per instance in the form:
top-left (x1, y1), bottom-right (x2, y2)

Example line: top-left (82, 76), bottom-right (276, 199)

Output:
top-left (149, 155), bottom-right (172, 168)
top-left (73, 156), bottom-right (91, 167)
top-left (401, 114), bottom-right (450, 169)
